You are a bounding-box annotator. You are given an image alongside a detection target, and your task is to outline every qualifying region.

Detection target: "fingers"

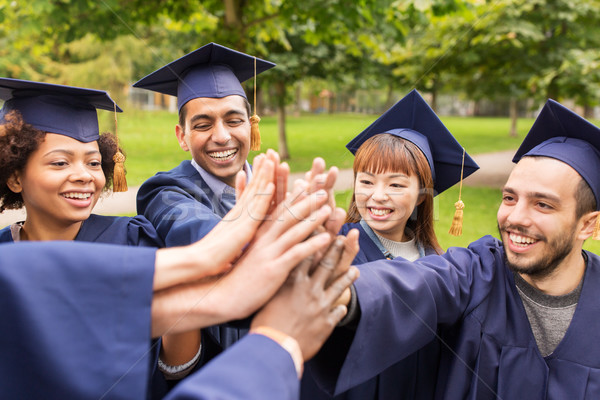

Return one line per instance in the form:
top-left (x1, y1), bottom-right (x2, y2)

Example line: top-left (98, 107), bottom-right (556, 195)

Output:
top-left (324, 207), bottom-right (347, 236)
top-left (288, 254), bottom-right (314, 283)
top-left (273, 161), bottom-right (289, 209)
top-left (234, 170), bottom-right (247, 201)
top-left (310, 237), bottom-right (346, 285)
top-left (227, 157), bottom-right (275, 223)
top-left (275, 203), bottom-right (332, 247)
top-left (328, 229), bottom-right (359, 283)
top-left (305, 157), bottom-right (326, 182)
top-left (275, 232), bottom-right (333, 271)
top-left (324, 266), bottom-right (359, 311)
top-left (261, 188), bottom-right (329, 239)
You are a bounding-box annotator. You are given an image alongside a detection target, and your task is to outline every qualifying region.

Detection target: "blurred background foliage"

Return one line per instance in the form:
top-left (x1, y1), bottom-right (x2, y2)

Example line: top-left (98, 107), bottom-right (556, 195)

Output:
top-left (2, 0), bottom-right (600, 158)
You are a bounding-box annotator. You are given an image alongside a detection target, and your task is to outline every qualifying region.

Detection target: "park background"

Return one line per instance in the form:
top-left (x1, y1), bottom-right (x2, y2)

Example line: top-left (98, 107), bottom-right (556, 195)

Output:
top-left (1, 0), bottom-right (600, 253)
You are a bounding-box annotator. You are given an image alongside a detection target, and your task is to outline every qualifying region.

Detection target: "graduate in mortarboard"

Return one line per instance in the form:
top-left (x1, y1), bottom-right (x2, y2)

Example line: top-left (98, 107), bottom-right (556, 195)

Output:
top-left (301, 89), bottom-right (479, 400)
top-left (132, 43), bottom-right (278, 383)
top-left (0, 78), bottom-right (162, 247)
top-left (0, 77), bottom-right (179, 396)
top-left (308, 99), bottom-right (600, 399)
top-left (134, 42), bottom-right (276, 248)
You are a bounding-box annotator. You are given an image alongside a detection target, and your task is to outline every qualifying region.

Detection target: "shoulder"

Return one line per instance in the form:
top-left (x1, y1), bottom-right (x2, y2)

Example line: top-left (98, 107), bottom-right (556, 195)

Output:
top-left (139, 160), bottom-right (203, 189)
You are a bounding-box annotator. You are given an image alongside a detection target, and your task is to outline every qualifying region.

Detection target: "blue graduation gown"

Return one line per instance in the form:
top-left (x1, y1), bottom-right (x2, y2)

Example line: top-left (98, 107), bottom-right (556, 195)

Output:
top-left (137, 161), bottom-right (248, 355)
top-left (0, 241), bottom-right (156, 399)
top-left (166, 334), bottom-right (299, 400)
top-left (0, 214), bottom-right (164, 248)
top-left (311, 235), bottom-right (600, 399)
top-left (302, 222), bottom-right (440, 400)
top-left (136, 160), bottom-right (227, 247)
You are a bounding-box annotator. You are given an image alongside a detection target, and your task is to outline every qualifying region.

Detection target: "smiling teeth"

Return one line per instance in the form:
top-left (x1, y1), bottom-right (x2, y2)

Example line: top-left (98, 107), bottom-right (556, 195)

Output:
top-left (510, 233), bottom-right (537, 247)
top-left (63, 193), bottom-right (91, 200)
top-left (209, 149), bottom-right (237, 160)
top-left (369, 208), bottom-right (391, 216)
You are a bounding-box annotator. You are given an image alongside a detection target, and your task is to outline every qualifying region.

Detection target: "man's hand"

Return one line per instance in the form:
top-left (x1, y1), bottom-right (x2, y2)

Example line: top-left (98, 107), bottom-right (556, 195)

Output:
top-left (250, 232), bottom-right (360, 361)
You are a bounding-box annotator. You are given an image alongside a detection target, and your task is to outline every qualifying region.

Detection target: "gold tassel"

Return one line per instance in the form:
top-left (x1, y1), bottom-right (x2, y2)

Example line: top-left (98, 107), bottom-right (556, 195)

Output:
top-left (250, 114), bottom-right (261, 151)
top-left (249, 56), bottom-right (261, 151)
top-left (112, 103), bottom-right (128, 192)
top-left (449, 148), bottom-right (466, 236)
top-left (449, 200), bottom-right (464, 236)
top-left (592, 214), bottom-right (600, 240)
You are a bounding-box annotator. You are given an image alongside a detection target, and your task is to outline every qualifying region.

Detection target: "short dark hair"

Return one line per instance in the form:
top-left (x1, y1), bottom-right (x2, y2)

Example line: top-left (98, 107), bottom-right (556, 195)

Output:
top-left (178, 96), bottom-right (251, 128)
top-left (575, 176), bottom-right (596, 219)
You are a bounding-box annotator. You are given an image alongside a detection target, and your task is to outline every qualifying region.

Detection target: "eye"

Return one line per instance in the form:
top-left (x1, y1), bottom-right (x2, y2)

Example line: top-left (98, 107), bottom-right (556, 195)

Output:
top-left (536, 201), bottom-right (553, 210)
top-left (89, 161), bottom-right (102, 168)
top-left (502, 194), bottom-right (515, 203)
top-left (193, 123), bottom-right (211, 131)
top-left (359, 179), bottom-right (373, 185)
top-left (390, 183), bottom-right (407, 189)
top-left (51, 161), bottom-right (68, 167)
top-left (227, 119), bottom-right (244, 126)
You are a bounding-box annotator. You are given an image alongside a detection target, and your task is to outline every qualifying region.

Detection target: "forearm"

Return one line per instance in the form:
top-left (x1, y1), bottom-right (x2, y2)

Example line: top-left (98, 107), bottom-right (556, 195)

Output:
top-left (153, 245), bottom-right (199, 291)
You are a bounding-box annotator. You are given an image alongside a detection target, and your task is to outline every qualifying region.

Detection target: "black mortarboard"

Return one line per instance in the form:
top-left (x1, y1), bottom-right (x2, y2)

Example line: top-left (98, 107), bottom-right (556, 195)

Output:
top-left (0, 77), bottom-right (121, 143)
top-left (132, 42), bottom-right (275, 112)
top-left (346, 89), bottom-right (479, 195)
top-left (513, 99), bottom-right (600, 210)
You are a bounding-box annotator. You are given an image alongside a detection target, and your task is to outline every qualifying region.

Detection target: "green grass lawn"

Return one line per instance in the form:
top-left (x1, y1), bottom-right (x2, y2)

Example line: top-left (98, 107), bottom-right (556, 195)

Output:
top-left (101, 109), bottom-right (534, 186)
top-left (336, 186), bottom-right (600, 254)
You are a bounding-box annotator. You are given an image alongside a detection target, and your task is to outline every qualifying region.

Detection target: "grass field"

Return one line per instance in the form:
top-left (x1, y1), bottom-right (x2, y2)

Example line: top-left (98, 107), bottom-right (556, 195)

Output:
top-left (100, 109), bottom-right (534, 186)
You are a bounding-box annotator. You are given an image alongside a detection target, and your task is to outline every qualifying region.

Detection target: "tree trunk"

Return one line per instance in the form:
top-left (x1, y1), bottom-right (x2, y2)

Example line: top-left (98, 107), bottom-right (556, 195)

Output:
top-left (384, 83), bottom-right (394, 109)
top-left (275, 81), bottom-right (290, 160)
top-left (294, 82), bottom-right (302, 117)
top-left (509, 98), bottom-right (518, 138)
top-left (584, 104), bottom-right (594, 119)
top-left (430, 89), bottom-right (438, 113)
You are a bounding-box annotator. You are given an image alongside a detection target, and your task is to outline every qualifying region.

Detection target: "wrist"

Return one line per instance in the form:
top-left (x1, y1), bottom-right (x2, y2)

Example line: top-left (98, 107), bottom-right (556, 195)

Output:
top-left (250, 326), bottom-right (304, 378)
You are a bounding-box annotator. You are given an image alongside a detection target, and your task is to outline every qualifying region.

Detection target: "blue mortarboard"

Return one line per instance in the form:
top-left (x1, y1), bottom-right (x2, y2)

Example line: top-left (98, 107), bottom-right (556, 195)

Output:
top-left (346, 89), bottom-right (479, 195)
top-left (513, 99), bottom-right (600, 210)
top-left (132, 43), bottom-right (276, 112)
top-left (0, 77), bottom-right (121, 143)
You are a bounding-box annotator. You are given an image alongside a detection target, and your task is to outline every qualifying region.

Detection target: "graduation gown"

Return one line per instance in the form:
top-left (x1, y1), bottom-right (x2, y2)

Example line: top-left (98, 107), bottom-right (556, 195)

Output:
top-left (166, 334), bottom-right (299, 400)
top-left (311, 235), bottom-right (600, 399)
top-left (0, 241), bottom-right (156, 399)
top-left (302, 222), bottom-right (440, 400)
top-left (0, 214), bottom-right (164, 248)
top-left (136, 160), bottom-right (227, 247)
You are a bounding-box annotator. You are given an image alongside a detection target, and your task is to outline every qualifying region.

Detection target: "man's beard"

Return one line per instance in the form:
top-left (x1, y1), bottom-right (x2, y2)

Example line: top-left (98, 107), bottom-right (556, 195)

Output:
top-left (498, 223), bottom-right (576, 279)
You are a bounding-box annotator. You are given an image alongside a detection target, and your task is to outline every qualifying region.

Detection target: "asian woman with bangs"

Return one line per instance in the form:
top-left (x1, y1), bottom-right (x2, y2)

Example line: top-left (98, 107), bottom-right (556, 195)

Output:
top-left (301, 90), bottom-right (479, 400)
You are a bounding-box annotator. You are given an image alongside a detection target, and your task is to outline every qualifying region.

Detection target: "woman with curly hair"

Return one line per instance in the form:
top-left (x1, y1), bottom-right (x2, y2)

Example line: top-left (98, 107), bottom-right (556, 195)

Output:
top-left (302, 90), bottom-right (480, 400)
top-left (0, 78), bottom-right (197, 396)
top-left (0, 78), bottom-right (162, 246)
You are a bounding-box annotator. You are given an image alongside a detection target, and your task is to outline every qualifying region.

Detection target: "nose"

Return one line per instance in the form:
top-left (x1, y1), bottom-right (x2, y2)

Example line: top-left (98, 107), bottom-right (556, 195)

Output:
top-left (504, 200), bottom-right (532, 228)
top-left (211, 122), bottom-right (231, 144)
top-left (371, 184), bottom-right (389, 202)
top-left (69, 163), bottom-right (94, 183)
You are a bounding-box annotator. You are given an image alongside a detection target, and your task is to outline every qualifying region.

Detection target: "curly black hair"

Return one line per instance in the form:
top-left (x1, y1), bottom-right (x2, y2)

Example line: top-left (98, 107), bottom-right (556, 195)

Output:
top-left (0, 110), bottom-right (124, 212)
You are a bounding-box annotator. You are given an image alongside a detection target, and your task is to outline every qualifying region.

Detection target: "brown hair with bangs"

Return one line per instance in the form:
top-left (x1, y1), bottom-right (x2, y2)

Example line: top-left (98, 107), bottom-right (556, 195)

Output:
top-left (346, 133), bottom-right (443, 255)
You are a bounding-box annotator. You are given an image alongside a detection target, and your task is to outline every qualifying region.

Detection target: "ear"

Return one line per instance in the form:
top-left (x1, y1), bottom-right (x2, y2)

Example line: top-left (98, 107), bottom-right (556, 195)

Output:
top-left (6, 172), bottom-right (23, 193)
top-left (175, 124), bottom-right (190, 152)
top-left (577, 210), bottom-right (599, 240)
